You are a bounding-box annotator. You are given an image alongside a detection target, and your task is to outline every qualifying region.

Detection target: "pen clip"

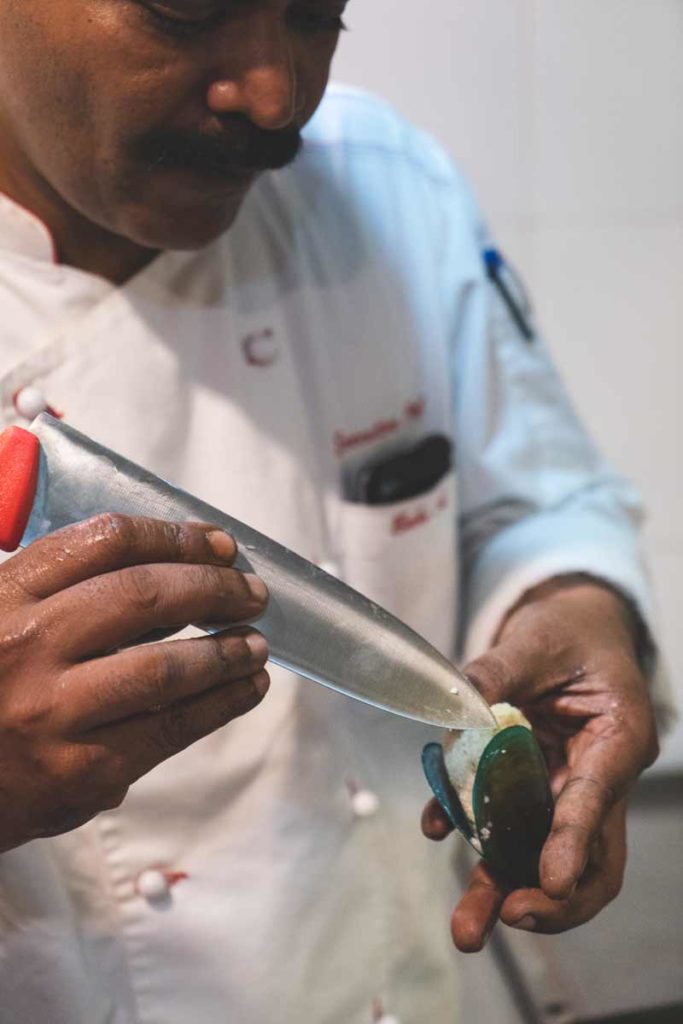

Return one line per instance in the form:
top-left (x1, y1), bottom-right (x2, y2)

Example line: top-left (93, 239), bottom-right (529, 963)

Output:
top-left (483, 248), bottom-right (535, 343)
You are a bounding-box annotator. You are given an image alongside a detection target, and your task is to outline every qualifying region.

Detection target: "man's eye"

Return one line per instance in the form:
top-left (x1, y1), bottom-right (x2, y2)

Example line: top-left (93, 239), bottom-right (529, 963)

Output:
top-left (140, 0), bottom-right (223, 29)
top-left (288, 4), bottom-right (347, 33)
top-left (138, 0), bottom-right (346, 35)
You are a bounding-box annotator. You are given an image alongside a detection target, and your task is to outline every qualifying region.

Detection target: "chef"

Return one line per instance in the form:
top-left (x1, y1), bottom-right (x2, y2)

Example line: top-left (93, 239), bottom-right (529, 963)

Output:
top-left (0, 2), bottom-right (668, 1022)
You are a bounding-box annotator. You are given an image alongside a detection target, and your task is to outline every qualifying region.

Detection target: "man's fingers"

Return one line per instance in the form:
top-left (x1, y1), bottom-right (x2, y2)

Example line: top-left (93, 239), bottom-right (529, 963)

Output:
top-left (92, 669), bottom-right (271, 783)
top-left (41, 562), bottom-right (268, 659)
top-left (501, 801), bottom-right (627, 934)
top-left (540, 726), bottom-right (642, 899)
top-left (421, 798), bottom-right (454, 840)
top-left (451, 862), bottom-right (507, 953)
top-left (448, 798), bottom-right (627, 951)
top-left (62, 628), bottom-right (269, 731)
top-left (1, 514), bottom-right (237, 602)
top-left (540, 776), bottom-right (613, 898)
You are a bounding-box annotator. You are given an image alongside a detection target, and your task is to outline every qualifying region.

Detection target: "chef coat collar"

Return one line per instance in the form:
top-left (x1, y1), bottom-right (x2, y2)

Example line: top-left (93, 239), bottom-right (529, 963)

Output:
top-left (0, 191), bottom-right (57, 263)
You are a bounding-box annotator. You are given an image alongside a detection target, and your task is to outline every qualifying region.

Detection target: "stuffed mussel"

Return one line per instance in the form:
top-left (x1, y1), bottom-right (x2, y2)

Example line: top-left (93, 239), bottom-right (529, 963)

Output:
top-left (422, 704), bottom-right (553, 888)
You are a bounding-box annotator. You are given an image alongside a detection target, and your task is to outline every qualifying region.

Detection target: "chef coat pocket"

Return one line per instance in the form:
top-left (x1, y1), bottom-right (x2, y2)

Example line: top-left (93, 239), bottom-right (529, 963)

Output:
top-left (334, 471), bottom-right (458, 657)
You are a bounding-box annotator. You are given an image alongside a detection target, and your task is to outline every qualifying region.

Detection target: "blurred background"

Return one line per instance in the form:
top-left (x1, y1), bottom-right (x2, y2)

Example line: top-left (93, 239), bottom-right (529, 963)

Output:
top-left (333, 3), bottom-right (682, 1023)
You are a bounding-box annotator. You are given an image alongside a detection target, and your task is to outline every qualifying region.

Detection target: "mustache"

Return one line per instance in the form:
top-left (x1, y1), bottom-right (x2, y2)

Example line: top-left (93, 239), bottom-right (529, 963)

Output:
top-left (134, 120), bottom-right (303, 177)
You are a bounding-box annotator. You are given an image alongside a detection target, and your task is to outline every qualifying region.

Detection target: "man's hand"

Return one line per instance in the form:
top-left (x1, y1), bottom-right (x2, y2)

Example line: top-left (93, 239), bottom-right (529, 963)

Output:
top-left (422, 576), bottom-right (659, 951)
top-left (0, 514), bottom-right (270, 853)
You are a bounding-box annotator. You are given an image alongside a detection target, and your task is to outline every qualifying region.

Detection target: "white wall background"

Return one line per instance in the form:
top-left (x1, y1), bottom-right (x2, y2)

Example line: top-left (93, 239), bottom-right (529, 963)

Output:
top-left (333, 0), bottom-right (683, 770)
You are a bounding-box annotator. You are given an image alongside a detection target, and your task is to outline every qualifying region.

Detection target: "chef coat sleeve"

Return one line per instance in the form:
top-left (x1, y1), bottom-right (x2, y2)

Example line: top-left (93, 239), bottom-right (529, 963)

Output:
top-left (444, 176), bottom-right (675, 729)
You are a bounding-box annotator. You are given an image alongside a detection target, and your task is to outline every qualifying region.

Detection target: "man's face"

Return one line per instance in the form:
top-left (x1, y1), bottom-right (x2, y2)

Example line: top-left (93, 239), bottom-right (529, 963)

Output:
top-left (0, 0), bottom-right (344, 249)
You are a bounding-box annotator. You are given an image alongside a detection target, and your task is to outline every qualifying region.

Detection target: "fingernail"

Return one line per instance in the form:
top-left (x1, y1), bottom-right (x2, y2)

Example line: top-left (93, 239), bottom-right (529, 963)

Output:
top-left (244, 573), bottom-right (269, 605)
top-left (513, 915), bottom-right (537, 931)
top-left (245, 632), bottom-right (269, 662)
top-left (251, 669), bottom-right (270, 698)
top-left (206, 530), bottom-right (236, 561)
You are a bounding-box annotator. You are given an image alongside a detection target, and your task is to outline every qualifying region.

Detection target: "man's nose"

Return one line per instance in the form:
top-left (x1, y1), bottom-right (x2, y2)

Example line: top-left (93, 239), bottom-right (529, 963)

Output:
top-left (206, 14), bottom-right (298, 131)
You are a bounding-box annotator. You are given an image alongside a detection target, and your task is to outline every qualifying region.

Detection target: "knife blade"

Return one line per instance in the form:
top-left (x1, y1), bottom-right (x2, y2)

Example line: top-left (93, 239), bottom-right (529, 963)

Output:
top-left (13, 415), bottom-right (494, 731)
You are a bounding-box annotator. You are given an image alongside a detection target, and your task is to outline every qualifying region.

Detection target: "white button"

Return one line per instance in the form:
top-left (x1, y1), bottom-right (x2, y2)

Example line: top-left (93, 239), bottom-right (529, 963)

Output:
top-left (137, 869), bottom-right (170, 901)
top-left (377, 1016), bottom-right (401, 1024)
top-left (243, 329), bottom-right (278, 367)
top-left (14, 386), bottom-right (48, 421)
top-left (350, 788), bottom-right (380, 818)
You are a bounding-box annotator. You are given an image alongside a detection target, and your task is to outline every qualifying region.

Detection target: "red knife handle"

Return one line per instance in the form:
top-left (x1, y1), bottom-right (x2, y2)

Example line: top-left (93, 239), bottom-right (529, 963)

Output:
top-left (0, 426), bottom-right (40, 552)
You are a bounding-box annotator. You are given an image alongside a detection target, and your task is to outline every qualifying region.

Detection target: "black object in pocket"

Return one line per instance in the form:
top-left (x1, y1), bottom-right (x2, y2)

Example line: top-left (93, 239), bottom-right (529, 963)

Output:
top-left (353, 434), bottom-right (453, 505)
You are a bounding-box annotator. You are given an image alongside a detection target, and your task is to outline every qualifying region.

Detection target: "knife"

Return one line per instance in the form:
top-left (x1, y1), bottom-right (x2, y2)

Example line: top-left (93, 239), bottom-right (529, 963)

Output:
top-left (0, 415), bottom-right (494, 731)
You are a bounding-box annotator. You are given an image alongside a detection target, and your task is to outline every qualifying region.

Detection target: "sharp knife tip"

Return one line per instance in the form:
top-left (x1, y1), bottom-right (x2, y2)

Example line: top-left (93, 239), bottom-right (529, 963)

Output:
top-left (439, 699), bottom-right (496, 732)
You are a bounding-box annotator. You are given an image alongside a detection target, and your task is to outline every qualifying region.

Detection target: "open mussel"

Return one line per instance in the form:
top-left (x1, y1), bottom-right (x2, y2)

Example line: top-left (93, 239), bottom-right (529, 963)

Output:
top-left (422, 704), bottom-right (553, 888)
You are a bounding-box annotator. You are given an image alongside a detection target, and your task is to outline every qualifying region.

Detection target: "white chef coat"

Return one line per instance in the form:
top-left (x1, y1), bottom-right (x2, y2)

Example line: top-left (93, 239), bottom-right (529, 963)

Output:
top-left (0, 84), bottom-right (669, 1024)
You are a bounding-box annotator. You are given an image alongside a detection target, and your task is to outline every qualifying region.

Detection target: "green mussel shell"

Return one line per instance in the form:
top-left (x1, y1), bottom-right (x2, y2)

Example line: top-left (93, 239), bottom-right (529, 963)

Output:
top-left (421, 742), bottom-right (476, 843)
top-left (473, 725), bottom-right (553, 888)
top-left (422, 726), bottom-right (553, 888)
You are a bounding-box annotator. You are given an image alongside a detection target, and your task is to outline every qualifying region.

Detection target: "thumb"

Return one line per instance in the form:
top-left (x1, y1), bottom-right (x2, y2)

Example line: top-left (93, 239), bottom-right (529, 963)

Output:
top-left (463, 639), bottom-right (546, 709)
